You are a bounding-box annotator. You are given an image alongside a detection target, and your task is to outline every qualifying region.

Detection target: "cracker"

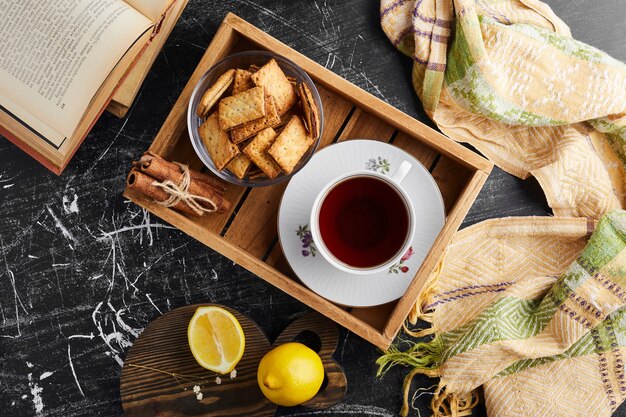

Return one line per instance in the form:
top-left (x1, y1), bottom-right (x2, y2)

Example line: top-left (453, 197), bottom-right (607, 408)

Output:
top-left (273, 104), bottom-right (298, 130)
top-left (226, 153), bottom-right (252, 179)
top-left (267, 116), bottom-right (313, 174)
top-left (196, 69), bottom-right (235, 118)
top-left (198, 112), bottom-right (240, 171)
top-left (218, 86), bottom-right (266, 130)
top-left (251, 59), bottom-right (297, 115)
top-left (230, 95), bottom-right (280, 144)
top-left (232, 69), bottom-right (254, 94)
top-left (298, 83), bottom-right (320, 139)
top-left (243, 127), bottom-right (282, 179)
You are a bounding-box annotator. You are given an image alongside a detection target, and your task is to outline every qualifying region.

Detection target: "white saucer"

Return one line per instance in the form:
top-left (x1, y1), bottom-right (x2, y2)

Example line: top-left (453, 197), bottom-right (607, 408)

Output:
top-left (277, 140), bottom-right (445, 307)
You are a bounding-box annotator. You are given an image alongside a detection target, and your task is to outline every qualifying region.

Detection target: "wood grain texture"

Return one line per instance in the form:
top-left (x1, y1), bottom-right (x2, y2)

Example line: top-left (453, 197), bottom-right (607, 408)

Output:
top-left (121, 304), bottom-right (276, 417)
top-left (0, 1), bottom-right (623, 417)
top-left (121, 306), bottom-right (345, 417)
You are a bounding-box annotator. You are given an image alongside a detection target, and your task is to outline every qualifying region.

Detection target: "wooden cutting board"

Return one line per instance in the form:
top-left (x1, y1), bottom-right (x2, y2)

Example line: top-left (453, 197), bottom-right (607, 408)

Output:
top-left (120, 304), bottom-right (347, 416)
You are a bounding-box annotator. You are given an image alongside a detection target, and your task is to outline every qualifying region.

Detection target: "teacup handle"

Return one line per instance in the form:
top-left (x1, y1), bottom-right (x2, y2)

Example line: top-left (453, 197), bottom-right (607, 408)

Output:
top-left (390, 160), bottom-right (412, 184)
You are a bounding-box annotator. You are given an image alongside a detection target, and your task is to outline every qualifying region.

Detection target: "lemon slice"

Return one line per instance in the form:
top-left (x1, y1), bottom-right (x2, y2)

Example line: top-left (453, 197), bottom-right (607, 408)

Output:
top-left (187, 306), bottom-right (245, 374)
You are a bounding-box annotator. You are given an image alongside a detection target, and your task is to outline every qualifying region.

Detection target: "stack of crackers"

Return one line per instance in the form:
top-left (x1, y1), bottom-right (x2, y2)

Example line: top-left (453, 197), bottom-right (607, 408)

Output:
top-left (196, 58), bottom-right (320, 181)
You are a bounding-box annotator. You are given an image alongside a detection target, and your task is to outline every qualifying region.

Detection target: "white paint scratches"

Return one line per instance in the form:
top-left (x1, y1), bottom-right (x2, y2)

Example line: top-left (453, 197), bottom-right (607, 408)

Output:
top-left (68, 333), bottom-right (94, 340)
top-left (131, 242), bottom-right (189, 287)
top-left (211, 269), bottom-right (218, 280)
top-left (0, 172), bottom-right (17, 183)
top-left (92, 301), bottom-right (141, 367)
top-left (237, 0), bottom-right (390, 103)
top-left (114, 306), bottom-right (142, 338)
top-left (324, 52), bottom-right (338, 69)
top-left (46, 206), bottom-right (77, 245)
top-left (140, 209), bottom-right (154, 246)
top-left (62, 194), bottom-right (79, 214)
top-left (3, 184), bottom-right (14, 189)
top-left (215, 376), bottom-right (221, 385)
top-left (26, 362), bottom-right (33, 368)
top-left (145, 293), bottom-right (163, 314)
top-left (27, 373), bottom-right (44, 414)
top-left (284, 404), bottom-right (395, 416)
top-left (1, 256), bottom-right (28, 338)
top-left (67, 344), bottom-right (85, 396)
top-left (27, 255), bottom-right (38, 259)
top-left (97, 220), bottom-right (176, 244)
top-left (39, 371), bottom-right (54, 380)
top-left (21, 395), bottom-right (27, 400)
top-left (88, 212), bottom-right (181, 368)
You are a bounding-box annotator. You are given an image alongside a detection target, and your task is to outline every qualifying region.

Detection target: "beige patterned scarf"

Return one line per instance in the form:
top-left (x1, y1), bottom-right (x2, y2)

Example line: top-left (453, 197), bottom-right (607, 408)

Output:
top-left (381, 0), bottom-right (626, 218)
top-left (378, 213), bottom-right (626, 417)
top-left (379, 1), bottom-right (626, 416)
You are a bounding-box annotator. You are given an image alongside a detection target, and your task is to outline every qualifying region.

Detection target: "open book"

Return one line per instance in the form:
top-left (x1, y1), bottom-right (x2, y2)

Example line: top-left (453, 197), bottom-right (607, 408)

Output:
top-left (108, 0), bottom-right (187, 117)
top-left (0, 0), bottom-right (184, 174)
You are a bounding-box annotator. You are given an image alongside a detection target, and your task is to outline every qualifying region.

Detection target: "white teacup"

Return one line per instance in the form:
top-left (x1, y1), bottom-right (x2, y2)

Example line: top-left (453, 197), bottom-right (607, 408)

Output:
top-left (309, 161), bottom-right (415, 275)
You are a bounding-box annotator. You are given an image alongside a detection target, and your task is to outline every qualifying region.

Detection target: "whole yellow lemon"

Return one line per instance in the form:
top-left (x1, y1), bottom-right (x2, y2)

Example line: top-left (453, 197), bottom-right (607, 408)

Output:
top-left (257, 342), bottom-right (324, 406)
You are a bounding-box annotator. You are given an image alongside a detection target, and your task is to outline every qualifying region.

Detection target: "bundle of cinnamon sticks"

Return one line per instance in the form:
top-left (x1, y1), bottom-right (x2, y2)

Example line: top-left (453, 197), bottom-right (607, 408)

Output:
top-left (127, 152), bottom-right (231, 215)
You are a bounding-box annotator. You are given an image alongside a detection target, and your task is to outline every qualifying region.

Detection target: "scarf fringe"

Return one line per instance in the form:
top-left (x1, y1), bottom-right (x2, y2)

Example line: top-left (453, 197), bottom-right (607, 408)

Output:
top-left (377, 253), bottom-right (479, 416)
top-left (431, 386), bottom-right (480, 417)
top-left (407, 255), bottom-right (445, 332)
top-left (376, 335), bottom-right (444, 377)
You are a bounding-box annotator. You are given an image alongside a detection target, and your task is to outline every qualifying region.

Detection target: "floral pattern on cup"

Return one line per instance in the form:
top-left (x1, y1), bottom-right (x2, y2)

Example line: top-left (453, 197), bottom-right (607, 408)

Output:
top-left (388, 246), bottom-right (414, 274)
top-left (296, 224), bottom-right (317, 257)
top-left (365, 157), bottom-right (390, 174)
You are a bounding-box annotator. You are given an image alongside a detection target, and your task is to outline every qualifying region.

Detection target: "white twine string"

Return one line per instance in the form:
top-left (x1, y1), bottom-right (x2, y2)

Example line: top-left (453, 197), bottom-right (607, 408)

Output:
top-left (151, 162), bottom-right (217, 215)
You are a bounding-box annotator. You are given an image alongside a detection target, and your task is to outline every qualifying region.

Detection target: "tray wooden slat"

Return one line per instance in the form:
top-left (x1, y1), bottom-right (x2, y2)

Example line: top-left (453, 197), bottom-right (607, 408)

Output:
top-left (124, 13), bottom-right (493, 349)
top-left (336, 109), bottom-right (395, 143)
top-left (392, 131), bottom-right (439, 170)
top-left (432, 157), bottom-right (474, 214)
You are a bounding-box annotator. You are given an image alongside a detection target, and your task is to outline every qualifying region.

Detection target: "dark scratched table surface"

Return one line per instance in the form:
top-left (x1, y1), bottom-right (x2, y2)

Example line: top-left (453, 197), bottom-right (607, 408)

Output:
top-left (1, 1), bottom-right (625, 416)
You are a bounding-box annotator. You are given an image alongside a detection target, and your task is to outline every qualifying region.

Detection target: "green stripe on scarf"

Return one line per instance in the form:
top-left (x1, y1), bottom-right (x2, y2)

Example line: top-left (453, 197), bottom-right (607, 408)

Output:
top-left (496, 306), bottom-right (626, 377)
top-left (444, 16), bottom-right (563, 125)
top-left (379, 210), bottom-right (626, 377)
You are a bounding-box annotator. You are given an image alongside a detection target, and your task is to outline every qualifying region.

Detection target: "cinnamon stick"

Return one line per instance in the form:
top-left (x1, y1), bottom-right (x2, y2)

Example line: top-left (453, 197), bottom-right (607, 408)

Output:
top-left (126, 170), bottom-right (198, 216)
top-left (133, 152), bottom-right (227, 193)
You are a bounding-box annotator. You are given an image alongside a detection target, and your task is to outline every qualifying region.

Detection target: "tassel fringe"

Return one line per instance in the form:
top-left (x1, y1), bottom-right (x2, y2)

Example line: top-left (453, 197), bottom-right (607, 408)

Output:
top-left (376, 251), bottom-right (479, 416)
top-left (408, 255), bottom-right (446, 328)
top-left (431, 386), bottom-right (480, 417)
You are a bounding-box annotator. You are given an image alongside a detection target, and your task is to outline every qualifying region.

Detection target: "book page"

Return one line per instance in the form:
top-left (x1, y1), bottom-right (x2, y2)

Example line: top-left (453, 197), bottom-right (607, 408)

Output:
top-left (0, 0), bottom-right (154, 148)
top-left (124, 0), bottom-right (173, 22)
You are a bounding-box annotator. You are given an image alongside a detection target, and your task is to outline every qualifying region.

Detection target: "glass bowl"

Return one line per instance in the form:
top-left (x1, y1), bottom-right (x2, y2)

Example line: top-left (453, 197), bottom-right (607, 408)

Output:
top-left (188, 50), bottom-right (324, 187)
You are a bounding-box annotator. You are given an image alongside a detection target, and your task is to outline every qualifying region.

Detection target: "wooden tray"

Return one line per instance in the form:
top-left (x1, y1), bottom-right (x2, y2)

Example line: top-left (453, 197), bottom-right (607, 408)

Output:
top-left (124, 13), bottom-right (493, 349)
